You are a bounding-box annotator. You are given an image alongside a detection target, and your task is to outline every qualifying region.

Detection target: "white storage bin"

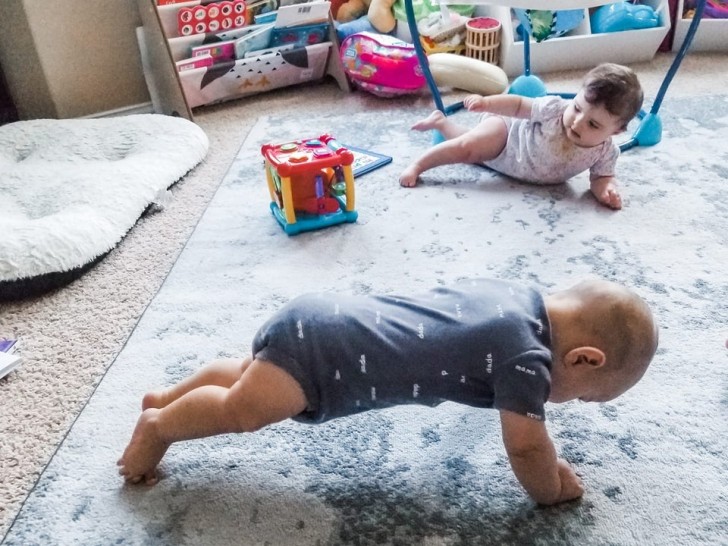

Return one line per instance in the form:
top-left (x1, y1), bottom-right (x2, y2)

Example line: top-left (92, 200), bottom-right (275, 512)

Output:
top-left (178, 42), bottom-right (332, 107)
top-left (672, 0), bottom-right (728, 51)
top-left (476, 0), bottom-right (670, 77)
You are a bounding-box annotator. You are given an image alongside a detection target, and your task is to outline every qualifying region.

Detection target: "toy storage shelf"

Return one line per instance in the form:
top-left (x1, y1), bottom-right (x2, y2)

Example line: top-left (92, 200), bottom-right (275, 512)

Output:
top-left (672, 0), bottom-right (728, 51)
top-left (473, 0), bottom-right (670, 77)
top-left (136, 0), bottom-right (349, 117)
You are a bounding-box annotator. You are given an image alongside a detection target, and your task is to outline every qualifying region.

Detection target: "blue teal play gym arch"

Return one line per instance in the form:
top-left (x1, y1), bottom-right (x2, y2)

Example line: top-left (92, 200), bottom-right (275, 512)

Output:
top-left (403, 0), bottom-right (709, 152)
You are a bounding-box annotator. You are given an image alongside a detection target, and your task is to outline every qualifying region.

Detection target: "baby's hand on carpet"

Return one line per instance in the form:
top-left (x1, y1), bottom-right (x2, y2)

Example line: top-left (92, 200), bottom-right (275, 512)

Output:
top-left (590, 177), bottom-right (622, 210)
top-left (556, 458), bottom-right (584, 503)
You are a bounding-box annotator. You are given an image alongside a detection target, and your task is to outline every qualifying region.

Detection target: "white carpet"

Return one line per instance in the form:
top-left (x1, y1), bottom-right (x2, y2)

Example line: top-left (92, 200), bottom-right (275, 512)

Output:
top-left (2, 97), bottom-right (727, 545)
top-left (0, 115), bottom-right (209, 292)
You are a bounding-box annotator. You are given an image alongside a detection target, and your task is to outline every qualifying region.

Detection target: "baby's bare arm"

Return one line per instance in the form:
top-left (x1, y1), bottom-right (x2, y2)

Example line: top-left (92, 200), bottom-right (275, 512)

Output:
top-left (463, 94), bottom-right (534, 119)
top-left (499, 410), bottom-right (584, 505)
top-left (589, 175), bottom-right (622, 210)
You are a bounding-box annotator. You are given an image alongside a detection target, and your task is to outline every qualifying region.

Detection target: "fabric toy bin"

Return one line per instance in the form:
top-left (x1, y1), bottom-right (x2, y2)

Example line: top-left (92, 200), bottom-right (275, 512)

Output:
top-left (472, 0), bottom-right (670, 77)
top-left (177, 42), bottom-right (332, 107)
top-left (672, 0), bottom-right (728, 51)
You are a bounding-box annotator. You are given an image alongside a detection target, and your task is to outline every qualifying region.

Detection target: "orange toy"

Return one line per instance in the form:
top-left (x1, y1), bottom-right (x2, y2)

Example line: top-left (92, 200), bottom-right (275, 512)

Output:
top-left (261, 135), bottom-right (358, 235)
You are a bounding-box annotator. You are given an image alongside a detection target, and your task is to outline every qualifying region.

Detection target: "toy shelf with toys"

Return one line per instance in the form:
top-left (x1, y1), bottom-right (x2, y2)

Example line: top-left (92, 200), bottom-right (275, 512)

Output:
top-left (464, 0), bottom-right (671, 77)
top-left (137, 0), bottom-right (350, 114)
top-left (672, 0), bottom-right (728, 51)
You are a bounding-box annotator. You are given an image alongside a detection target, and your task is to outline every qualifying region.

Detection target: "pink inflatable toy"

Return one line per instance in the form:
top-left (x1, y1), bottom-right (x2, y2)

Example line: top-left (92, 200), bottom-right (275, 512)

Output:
top-left (340, 32), bottom-right (426, 97)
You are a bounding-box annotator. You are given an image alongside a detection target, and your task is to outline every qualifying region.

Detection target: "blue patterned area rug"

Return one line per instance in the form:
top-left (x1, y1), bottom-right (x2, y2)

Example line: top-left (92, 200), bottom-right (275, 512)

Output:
top-left (4, 96), bottom-right (727, 546)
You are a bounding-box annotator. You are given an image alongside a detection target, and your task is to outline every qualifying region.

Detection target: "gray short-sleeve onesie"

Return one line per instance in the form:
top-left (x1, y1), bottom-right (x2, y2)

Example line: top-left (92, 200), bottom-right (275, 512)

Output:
top-left (252, 278), bottom-right (553, 424)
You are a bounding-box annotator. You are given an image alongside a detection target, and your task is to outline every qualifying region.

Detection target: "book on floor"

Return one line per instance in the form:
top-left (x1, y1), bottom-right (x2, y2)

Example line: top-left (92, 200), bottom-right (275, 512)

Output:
top-left (345, 145), bottom-right (393, 178)
top-left (0, 337), bottom-right (18, 353)
top-left (0, 350), bottom-right (20, 380)
top-left (1, 337), bottom-right (20, 379)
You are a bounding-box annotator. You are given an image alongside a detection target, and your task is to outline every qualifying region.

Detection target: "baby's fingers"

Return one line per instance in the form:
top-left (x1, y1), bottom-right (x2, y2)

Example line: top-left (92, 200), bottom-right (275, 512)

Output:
top-left (463, 95), bottom-right (482, 110)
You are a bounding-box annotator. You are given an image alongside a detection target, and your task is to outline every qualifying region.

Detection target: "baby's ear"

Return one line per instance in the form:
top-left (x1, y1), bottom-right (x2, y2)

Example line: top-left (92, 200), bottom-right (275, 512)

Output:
top-left (565, 347), bottom-right (606, 369)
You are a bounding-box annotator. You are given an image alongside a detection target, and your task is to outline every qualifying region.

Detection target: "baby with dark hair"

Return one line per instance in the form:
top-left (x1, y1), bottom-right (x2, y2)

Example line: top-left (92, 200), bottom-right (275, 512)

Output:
top-left (119, 277), bottom-right (658, 506)
top-left (400, 63), bottom-right (644, 210)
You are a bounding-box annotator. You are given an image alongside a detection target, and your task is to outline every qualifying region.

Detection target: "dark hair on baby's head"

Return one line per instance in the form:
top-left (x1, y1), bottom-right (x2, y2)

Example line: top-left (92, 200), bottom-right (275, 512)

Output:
top-left (582, 63), bottom-right (644, 129)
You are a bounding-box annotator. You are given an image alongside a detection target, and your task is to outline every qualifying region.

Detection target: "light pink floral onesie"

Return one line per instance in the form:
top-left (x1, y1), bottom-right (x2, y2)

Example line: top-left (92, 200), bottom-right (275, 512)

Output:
top-left (484, 96), bottom-right (619, 185)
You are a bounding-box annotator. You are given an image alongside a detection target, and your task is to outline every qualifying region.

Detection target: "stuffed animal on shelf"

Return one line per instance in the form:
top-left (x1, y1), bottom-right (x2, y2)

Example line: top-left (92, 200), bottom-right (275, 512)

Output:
top-left (513, 8), bottom-right (584, 42)
top-left (335, 0), bottom-right (371, 23)
top-left (329, 0), bottom-right (349, 20)
top-left (335, 0), bottom-right (397, 39)
top-left (391, 0), bottom-right (474, 42)
top-left (335, 0), bottom-right (474, 42)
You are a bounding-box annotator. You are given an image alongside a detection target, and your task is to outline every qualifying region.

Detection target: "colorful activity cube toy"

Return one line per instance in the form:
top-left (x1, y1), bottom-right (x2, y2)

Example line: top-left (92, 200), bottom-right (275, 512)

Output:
top-left (261, 135), bottom-right (358, 235)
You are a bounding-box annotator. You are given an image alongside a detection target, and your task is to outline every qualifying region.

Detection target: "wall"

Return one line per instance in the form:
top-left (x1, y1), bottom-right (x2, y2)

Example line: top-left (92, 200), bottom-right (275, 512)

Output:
top-left (0, 0), bottom-right (151, 119)
top-left (0, 61), bottom-right (20, 124)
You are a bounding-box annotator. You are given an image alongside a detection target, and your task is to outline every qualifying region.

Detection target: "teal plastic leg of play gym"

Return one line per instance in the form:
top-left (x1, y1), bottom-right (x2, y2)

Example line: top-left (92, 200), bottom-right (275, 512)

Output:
top-left (633, 113), bottom-right (663, 147)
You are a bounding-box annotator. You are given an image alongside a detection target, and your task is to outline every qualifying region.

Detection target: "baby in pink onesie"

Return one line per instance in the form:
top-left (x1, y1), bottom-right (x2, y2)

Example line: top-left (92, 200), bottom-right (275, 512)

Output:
top-left (400, 63), bottom-right (643, 210)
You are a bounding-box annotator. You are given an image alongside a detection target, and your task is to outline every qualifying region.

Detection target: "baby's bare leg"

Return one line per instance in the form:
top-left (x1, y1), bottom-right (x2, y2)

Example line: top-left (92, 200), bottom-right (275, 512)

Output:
top-left (117, 358), bottom-right (307, 485)
top-left (410, 110), bottom-right (470, 140)
top-left (400, 116), bottom-right (508, 187)
top-left (143, 357), bottom-right (252, 410)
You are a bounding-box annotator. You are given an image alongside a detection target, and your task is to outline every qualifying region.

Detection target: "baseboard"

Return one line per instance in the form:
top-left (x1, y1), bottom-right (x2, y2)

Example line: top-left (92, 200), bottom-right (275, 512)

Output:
top-left (82, 102), bottom-right (154, 119)
top-left (0, 105), bottom-right (19, 125)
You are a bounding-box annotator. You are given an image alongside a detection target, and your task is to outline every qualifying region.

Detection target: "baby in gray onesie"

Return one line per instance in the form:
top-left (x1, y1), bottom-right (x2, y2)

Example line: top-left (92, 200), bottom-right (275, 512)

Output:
top-left (119, 277), bottom-right (658, 506)
top-left (253, 278), bottom-right (552, 423)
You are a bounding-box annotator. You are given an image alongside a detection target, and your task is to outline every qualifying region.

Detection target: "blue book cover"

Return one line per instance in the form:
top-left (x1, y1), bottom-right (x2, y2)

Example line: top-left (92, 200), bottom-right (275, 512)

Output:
top-left (345, 145), bottom-right (393, 178)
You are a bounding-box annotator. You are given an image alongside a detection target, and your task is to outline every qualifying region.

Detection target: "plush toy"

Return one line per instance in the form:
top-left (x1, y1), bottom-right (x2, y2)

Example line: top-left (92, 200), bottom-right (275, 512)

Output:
top-left (590, 2), bottom-right (659, 34)
top-left (330, 0), bottom-right (349, 20)
top-left (336, 0), bottom-right (397, 39)
top-left (368, 0), bottom-right (397, 33)
top-left (391, 0), bottom-right (474, 42)
top-left (513, 9), bottom-right (584, 42)
top-left (336, 0), bottom-right (371, 23)
top-left (336, 0), bottom-right (472, 41)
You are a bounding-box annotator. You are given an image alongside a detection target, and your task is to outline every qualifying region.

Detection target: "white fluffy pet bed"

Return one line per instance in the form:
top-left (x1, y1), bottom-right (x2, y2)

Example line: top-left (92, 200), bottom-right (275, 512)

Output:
top-left (0, 114), bottom-right (209, 300)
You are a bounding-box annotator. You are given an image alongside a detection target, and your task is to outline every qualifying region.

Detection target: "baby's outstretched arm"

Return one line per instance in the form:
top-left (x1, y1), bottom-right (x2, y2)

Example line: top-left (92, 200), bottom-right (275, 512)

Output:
top-left (499, 410), bottom-right (584, 505)
top-left (463, 94), bottom-right (534, 119)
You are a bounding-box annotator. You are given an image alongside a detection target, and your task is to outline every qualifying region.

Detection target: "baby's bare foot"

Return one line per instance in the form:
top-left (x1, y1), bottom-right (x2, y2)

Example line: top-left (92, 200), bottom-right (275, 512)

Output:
top-left (117, 408), bottom-right (169, 486)
top-left (590, 178), bottom-right (622, 210)
top-left (142, 390), bottom-right (168, 410)
top-left (411, 110), bottom-right (446, 132)
top-left (399, 165), bottom-right (421, 187)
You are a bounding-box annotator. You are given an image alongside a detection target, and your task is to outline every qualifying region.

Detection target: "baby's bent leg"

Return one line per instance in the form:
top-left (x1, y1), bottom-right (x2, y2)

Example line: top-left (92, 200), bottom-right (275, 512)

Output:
top-left (143, 357), bottom-right (251, 410)
top-left (400, 116), bottom-right (508, 187)
top-left (411, 110), bottom-right (470, 140)
top-left (118, 358), bottom-right (307, 485)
